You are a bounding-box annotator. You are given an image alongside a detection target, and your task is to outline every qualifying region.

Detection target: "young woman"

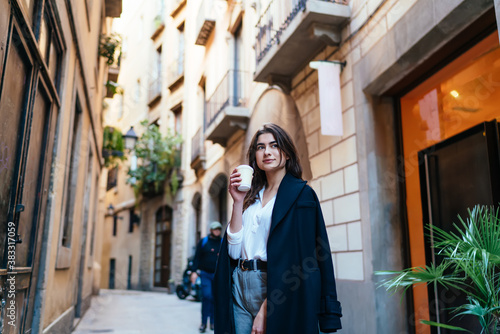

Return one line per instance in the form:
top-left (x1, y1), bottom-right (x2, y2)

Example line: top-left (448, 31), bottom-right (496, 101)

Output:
top-left (214, 123), bottom-right (342, 334)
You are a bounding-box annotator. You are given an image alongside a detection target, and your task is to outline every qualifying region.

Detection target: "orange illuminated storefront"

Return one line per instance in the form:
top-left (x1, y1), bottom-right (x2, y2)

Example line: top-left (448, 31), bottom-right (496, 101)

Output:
top-left (400, 31), bottom-right (500, 334)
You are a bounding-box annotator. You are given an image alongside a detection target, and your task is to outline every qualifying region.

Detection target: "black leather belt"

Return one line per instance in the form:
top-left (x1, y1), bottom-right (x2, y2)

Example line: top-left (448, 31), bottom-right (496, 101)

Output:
top-left (230, 258), bottom-right (267, 272)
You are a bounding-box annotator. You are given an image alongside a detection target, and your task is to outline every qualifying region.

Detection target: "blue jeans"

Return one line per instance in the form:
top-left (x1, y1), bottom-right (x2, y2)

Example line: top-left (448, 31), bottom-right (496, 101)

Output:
top-left (200, 271), bottom-right (215, 325)
top-left (232, 267), bottom-right (267, 334)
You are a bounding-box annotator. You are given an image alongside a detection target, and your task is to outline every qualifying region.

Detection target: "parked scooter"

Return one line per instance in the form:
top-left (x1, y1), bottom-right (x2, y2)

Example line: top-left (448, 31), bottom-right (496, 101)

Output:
top-left (175, 256), bottom-right (202, 301)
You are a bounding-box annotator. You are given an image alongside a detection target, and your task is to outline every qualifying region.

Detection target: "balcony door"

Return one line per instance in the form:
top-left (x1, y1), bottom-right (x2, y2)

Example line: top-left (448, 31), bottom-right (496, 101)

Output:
top-left (418, 121), bottom-right (500, 333)
top-left (233, 23), bottom-right (242, 106)
top-left (154, 206), bottom-right (172, 287)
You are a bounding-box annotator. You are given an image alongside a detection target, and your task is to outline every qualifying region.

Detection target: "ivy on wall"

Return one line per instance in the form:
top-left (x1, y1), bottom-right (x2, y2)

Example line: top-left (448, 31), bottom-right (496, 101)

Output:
top-left (102, 126), bottom-right (126, 167)
top-left (127, 121), bottom-right (182, 201)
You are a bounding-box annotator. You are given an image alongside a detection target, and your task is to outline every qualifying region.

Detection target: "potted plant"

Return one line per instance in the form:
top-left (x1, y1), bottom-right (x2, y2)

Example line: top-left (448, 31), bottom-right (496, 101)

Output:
top-left (126, 120), bottom-right (182, 201)
top-left (105, 80), bottom-right (124, 97)
top-left (99, 33), bottom-right (122, 66)
top-left (377, 205), bottom-right (500, 333)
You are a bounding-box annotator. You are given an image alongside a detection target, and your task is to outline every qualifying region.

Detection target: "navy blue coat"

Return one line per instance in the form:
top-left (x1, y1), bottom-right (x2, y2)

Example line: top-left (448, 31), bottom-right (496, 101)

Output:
top-left (214, 173), bottom-right (342, 334)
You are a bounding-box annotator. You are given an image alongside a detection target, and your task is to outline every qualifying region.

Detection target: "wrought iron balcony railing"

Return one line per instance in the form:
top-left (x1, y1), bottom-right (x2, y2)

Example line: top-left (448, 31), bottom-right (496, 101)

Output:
top-left (254, 0), bottom-right (350, 84)
top-left (148, 77), bottom-right (162, 105)
top-left (190, 127), bottom-right (206, 173)
top-left (256, 0), bottom-right (304, 65)
top-left (167, 57), bottom-right (184, 90)
top-left (191, 127), bottom-right (205, 163)
top-left (205, 70), bottom-right (249, 130)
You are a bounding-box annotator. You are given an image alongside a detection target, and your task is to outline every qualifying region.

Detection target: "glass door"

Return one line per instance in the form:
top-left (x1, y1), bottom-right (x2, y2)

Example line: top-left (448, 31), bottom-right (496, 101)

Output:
top-left (418, 121), bottom-right (500, 333)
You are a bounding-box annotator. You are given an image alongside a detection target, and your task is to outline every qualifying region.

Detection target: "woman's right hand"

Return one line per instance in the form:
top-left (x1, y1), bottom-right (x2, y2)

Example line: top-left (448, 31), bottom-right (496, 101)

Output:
top-left (229, 168), bottom-right (246, 204)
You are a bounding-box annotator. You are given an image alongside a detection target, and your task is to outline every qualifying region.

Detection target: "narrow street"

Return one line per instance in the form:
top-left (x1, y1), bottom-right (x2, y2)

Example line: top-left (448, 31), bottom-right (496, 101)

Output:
top-left (72, 289), bottom-right (203, 334)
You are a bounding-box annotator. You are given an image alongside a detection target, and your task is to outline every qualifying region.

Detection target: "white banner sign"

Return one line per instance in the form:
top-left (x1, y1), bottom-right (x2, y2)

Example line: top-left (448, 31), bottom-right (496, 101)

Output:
top-left (310, 61), bottom-right (343, 136)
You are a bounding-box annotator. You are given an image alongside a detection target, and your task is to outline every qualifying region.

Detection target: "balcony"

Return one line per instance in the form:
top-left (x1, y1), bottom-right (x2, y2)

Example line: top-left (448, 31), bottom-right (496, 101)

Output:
top-left (254, 0), bottom-right (350, 87)
top-left (107, 49), bottom-right (121, 83)
top-left (205, 70), bottom-right (250, 146)
top-left (171, 0), bottom-right (186, 17)
top-left (105, 0), bottom-right (123, 17)
top-left (190, 127), bottom-right (206, 175)
top-left (151, 14), bottom-right (165, 40)
top-left (167, 57), bottom-right (184, 91)
top-left (195, 0), bottom-right (216, 46)
top-left (106, 166), bottom-right (118, 191)
top-left (148, 77), bottom-right (162, 106)
top-left (108, 65), bottom-right (120, 83)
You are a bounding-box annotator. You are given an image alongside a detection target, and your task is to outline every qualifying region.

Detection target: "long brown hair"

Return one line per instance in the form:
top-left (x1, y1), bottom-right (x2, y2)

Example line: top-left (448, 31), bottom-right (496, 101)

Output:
top-left (243, 123), bottom-right (302, 211)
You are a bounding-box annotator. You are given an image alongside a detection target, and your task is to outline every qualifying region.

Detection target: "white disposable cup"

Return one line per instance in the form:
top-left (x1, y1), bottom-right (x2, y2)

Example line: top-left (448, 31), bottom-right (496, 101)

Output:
top-left (236, 165), bottom-right (254, 192)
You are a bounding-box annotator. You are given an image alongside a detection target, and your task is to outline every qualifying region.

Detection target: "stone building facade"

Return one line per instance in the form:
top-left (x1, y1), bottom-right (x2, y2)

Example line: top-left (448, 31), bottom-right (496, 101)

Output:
top-left (101, 0), bottom-right (191, 291)
top-left (177, 0), bottom-right (500, 333)
top-left (101, 0), bottom-right (500, 333)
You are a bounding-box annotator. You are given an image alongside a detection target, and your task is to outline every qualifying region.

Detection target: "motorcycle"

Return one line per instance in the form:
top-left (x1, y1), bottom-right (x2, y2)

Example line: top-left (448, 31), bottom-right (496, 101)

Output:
top-left (175, 256), bottom-right (202, 301)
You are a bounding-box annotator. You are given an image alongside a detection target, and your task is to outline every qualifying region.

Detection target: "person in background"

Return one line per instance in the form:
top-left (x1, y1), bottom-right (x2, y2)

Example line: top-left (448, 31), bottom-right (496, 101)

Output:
top-left (191, 221), bottom-right (223, 333)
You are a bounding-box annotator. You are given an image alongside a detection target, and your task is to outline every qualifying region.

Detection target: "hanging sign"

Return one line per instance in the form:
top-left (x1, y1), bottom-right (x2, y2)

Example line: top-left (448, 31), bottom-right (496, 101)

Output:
top-left (309, 61), bottom-right (344, 136)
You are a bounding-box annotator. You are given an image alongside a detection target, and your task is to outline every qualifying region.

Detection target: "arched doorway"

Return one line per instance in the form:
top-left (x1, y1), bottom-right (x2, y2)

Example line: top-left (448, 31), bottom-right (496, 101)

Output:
top-left (208, 174), bottom-right (228, 229)
top-left (154, 205), bottom-right (172, 287)
top-left (244, 86), bottom-right (312, 180)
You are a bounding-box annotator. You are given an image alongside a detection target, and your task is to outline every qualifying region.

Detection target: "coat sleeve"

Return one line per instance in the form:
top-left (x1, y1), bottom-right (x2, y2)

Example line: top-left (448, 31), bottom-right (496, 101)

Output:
top-left (313, 190), bottom-right (342, 332)
top-left (213, 233), bottom-right (235, 334)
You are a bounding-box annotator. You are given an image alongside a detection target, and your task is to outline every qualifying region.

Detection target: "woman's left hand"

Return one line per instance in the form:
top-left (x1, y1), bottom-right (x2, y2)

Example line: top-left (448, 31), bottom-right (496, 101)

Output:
top-left (252, 299), bottom-right (267, 334)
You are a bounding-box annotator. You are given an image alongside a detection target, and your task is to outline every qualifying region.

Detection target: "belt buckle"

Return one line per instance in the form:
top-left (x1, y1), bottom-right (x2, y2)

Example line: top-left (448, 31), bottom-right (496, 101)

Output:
top-left (240, 259), bottom-right (248, 271)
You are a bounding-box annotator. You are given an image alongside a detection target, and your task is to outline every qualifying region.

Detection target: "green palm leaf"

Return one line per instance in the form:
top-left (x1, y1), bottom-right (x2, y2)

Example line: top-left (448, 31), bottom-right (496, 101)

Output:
top-left (376, 205), bottom-right (500, 333)
top-left (420, 320), bottom-right (472, 333)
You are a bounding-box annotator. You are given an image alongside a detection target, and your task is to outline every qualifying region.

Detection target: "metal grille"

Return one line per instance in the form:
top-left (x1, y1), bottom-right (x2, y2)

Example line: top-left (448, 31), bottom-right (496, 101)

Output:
top-left (205, 70), bottom-right (249, 129)
top-left (255, 0), bottom-right (347, 64)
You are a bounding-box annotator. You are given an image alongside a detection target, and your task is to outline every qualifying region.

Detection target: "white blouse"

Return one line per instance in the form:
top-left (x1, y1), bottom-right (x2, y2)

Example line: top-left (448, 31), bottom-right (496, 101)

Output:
top-left (227, 187), bottom-right (276, 261)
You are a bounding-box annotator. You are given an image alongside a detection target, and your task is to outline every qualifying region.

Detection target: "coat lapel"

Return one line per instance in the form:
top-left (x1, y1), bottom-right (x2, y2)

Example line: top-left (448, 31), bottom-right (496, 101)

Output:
top-left (270, 173), bottom-right (307, 235)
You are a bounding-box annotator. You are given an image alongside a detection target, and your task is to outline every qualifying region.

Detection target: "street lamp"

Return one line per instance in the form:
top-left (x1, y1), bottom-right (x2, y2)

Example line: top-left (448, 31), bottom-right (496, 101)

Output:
top-left (123, 126), bottom-right (138, 151)
top-left (107, 204), bottom-right (115, 216)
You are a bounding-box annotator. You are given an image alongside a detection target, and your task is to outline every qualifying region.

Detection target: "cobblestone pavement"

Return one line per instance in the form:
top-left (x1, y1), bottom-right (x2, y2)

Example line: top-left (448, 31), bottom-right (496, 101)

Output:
top-left (72, 289), bottom-right (206, 334)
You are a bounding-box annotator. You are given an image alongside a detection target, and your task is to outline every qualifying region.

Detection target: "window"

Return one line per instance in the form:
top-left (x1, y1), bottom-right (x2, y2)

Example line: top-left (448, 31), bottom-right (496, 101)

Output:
top-left (112, 216), bottom-right (118, 236)
top-left (1, 0), bottom-right (65, 275)
top-left (154, 206), bottom-right (172, 287)
top-left (172, 105), bottom-right (182, 135)
top-left (177, 24), bottom-right (184, 76)
top-left (148, 47), bottom-right (162, 104)
top-left (134, 79), bottom-right (141, 104)
top-left (109, 258), bottom-right (116, 289)
top-left (107, 166), bottom-right (118, 190)
top-left (127, 255), bottom-right (133, 289)
top-left (38, 3), bottom-right (63, 90)
top-left (156, 46), bottom-right (162, 79)
top-left (129, 209), bottom-right (135, 233)
top-left (61, 98), bottom-right (83, 247)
